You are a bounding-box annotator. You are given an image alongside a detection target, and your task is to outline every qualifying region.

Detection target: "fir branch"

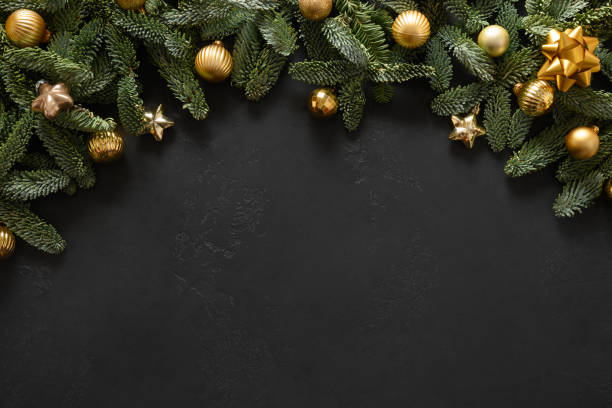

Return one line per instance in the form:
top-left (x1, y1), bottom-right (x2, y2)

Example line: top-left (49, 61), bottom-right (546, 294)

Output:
top-left (495, 48), bottom-right (543, 88)
top-left (231, 20), bottom-right (262, 87)
top-left (596, 47), bottom-right (612, 82)
top-left (259, 12), bottom-right (298, 57)
top-left (483, 86), bottom-right (511, 152)
top-left (425, 36), bottom-right (452, 92)
top-left (495, 2), bottom-right (521, 54)
top-left (372, 82), bottom-right (394, 103)
top-left (339, 78), bottom-right (366, 131)
top-left (0, 169), bottom-right (71, 201)
top-left (572, 4), bottom-right (612, 39)
top-left (553, 172), bottom-right (603, 218)
top-left (299, 18), bottom-right (340, 61)
top-left (507, 110), bottom-right (533, 149)
top-left (117, 75), bottom-right (146, 136)
top-left (105, 24), bottom-right (140, 76)
top-left (50, 108), bottom-right (116, 133)
top-left (289, 60), bottom-right (355, 85)
top-left (322, 17), bottom-right (369, 67)
top-left (245, 47), bottom-right (287, 102)
top-left (556, 87), bottom-right (612, 120)
top-left (0, 110), bottom-right (34, 180)
top-left (556, 128), bottom-right (612, 182)
top-left (437, 25), bottom-right (495, 81)
top-left (430, 82), bottom-right (491, 116)
top-left (368, 63), bottom-right (434, 82)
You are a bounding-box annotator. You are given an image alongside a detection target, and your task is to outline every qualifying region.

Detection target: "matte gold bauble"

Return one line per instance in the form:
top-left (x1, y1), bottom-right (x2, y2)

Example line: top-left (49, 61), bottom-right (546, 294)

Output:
top-left (115, 0), bottom-right (146, 10)
top-left (513, 79), bottom-right (555, 117)
top-left (392, 10), bottom-right (430, 49)
top-left (5, 9), bottom-right (46, 48)
top-left (604, 180), bottom-right (612, 199)
top-left (565, 125), bottom-right (599, 160)
top-left (88, 130), bottom-right (124, 163)
top-left (308, 88), bottom-right (338, 117)
top-left (477, 25), bottom-right (510, 57)
top-left (195, 41), bottom-right (233, 83)
top-left (0, 225), bottom-right (16, 260)
top-left (299, 0), bottom-right (332, 22)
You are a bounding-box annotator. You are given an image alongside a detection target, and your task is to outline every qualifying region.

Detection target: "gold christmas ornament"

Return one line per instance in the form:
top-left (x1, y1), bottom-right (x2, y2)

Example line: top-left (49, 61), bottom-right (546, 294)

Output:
top-left (0, 225), bottom-right (16, 261)
top-left (88, 130), bottom-right (125, 163)
top-left (392, 10), bottom-right (430, 49)
top-left (144, 105), bottom-right (174, 142)
top-left (299, 0), bottom-right (332, 22)
top-left (449, 104), bottom-right (486, 149)
top-left (477, 25), bottom-right (510, 57)
top-left (31, 81), bottom-right (74, 119)
top-left (5, 9), bottom-right (47, 48)
top-left (604, 180), bottom-right (612, 199)
top-left (195, 40), bottom-right (233, 83)
top-left (115, 0), bottom-right (146, 10)
top-left (537, 26), bottom-right (601, 92)
top-left (513, 79), bottom-right (555, 117)
top-left (565, 125), bottom-right (599, 160)
top-left (307, 88), bottom-right (338, 117)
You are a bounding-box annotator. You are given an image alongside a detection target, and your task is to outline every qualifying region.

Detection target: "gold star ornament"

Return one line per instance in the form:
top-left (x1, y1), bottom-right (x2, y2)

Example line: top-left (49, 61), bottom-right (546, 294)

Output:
top-left (143, 105), bottom-right (174, 142)
top-left (31, 81), bottom-right (73, 119)
top-left (537, 26), bottom-right (600, 92)
top-left (449, 105), bottom-right (486, 149)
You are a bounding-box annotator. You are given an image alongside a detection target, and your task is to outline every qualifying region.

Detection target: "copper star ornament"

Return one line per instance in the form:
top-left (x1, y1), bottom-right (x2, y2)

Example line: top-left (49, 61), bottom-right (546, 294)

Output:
top-left (537, 26), bottom-right (601, 92)
top-left (143, 105), bottom-right (174, 142)
top-left (449, 105), bottom-right (486, 149)
top-left (31, 82), bottom-right (74, 119)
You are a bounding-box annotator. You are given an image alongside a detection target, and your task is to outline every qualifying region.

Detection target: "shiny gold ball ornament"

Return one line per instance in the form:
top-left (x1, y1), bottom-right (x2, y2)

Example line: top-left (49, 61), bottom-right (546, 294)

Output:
top-left (0, 225), bottom-right (16, 260)
top-left (565, 125), bottom-right (599, 160)
top-left (5, 9), bottom-right (47, 48)
top-left (477, 25), bottom-right (510, 57)
top-left (513, 80), bottom-right (555, 117)
top-left (115, 0), bottom-right (146, 10)
top-left (299, 0), bottom-right (332, 22)
top-left (87, 130), bottom-right (125, 163)
top-left (604, 180), bottom-right (612, 199)
top-left (195, 41), bottom-right (233, 83)
top-left (308, 88), bottom-right (338, 118)
top-left (392, 10), bottom-right (430, 49)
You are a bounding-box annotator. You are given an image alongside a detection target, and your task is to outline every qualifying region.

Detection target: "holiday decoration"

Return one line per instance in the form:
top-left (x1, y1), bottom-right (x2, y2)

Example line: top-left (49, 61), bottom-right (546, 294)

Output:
top-left (116, 0), bottom-right (146, 10)
top-left (144, 105), bottom-right (174, 142)
top-left (31, 82), bottom-right (74, 119)
top-left (195, 41), bottom-right (233, 83)
top-left (565, 126), bottom-right (600, 160)
top-left (605, 180), bottom-right (612, 200)
top-left (477, 25), bottom-right (510, 57)
top-left (5, 9), bottom-right (47, 48)
top-left (513, 80), bottom-right (555, 117)
top-left (307, 88), bottom-right (338, 117)
top-left (449, 105), bottom-right (486, 149)
top-left (392, 10), bottom-right (430, 49)
top-left (0, 225), bottom-right (16, 260)
top-left (537, 27), bottom-right (601, 92)
top-left (88, 130), bottom-right (125, 163)
top-left (299, 0), bottom-right (332, 22)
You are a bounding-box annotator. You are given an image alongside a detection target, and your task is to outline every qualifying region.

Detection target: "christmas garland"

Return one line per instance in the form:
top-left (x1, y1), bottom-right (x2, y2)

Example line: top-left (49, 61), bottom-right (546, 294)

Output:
top-left (0, 0), bottom-right (611, 258)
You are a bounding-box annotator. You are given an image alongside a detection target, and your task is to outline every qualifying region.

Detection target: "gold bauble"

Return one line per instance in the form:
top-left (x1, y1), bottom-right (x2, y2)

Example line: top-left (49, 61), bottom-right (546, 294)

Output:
top-left (115, 0), bottom-right (146, 10)
top-left (308, 88), bottom-right (338, 117)
top-left (0, 225), bottom-right (16, 260)
top-left (195, 41), bottom-right (233, 83)
top-left (87, 130), bottom-right (125, 163)
top-left (477, 25), bottom-right (510, 57)
top-left (5, 9), bottom-right (46, 48)
top-left (604, 180), bottom-right (612, 199)
top-left (392, 10), bottom-right (430, 49)
top-left (299, 0), bottom-right (332, 22)
top-left (513, 79), bottom-right (555, 117)
top-left (565, 125), bottom-right (599, 160)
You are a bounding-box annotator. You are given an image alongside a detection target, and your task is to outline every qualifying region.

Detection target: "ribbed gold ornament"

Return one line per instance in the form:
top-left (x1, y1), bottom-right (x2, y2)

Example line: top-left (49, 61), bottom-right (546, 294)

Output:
top-left (605, 180), bottom-right (612, 199)
top-left (115, 0), bottom-right (146, 10)
top-left (0, 225), bottom-right (16, 260)
top-left (392, 10), bottom-right (430, 49)
top-left (195, 41), bottom-right (233, 83)
top-left (513, 79), bottom-right (555, 117)
top-left (308, 88), bottom-right (338, 117)
top-left (477, 25), bottom-right (510, 57)
top-left (565, 125), bottom-right (599, 160)
top-left (87, 130), bottom-right (125, 163)
top-left (299, 0), bottom-right (333, 22)
top-left (5, 9), bottom-right (46, 48)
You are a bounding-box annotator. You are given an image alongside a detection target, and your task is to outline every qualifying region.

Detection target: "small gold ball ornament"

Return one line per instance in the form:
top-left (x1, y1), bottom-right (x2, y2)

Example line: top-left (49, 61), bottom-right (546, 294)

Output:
top-left (115, 0), bottom-right (146, 10)
top-left (513, 79), bottom-right (555, 117)
top-left (5, 9), bottom-right (47, 48)
top-left (195, 41), bottom-right (233, 83)
top-left (88, 130), bottom-right (125, 163)
top-left (308, 88), bottom-right (338, 117)
top-left (477, 25), bottom-right (510, 57)
top-left (604, 180), bottom-right (612, 199)
top-left (299, 0), bottom-right (332, 22)
top-left (392, 10), bottom-right (430, 49)
top-left (0, 225), bottom-right (16, 260)
top-left (565, 125), bottom-right (599, 160)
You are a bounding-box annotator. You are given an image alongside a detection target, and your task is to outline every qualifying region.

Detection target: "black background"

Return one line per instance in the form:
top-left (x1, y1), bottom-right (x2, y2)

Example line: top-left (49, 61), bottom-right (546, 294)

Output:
top-left (2, 62), bottom-right (612, 407)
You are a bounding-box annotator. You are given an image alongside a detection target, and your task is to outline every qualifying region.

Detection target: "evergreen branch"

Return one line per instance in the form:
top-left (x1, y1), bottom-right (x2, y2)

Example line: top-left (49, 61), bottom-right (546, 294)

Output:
top-left (507, 110), bottom-right (533, 149)
top-left (338, 78), bottom-right (366, 131)
top-left (0, 169), bottom-right (71, 201)
top-left (556, 128), bottom-right (612, 182)
top-left (231, 20), bottom-right (263, 87)
top-left (483, 86), bottom-right (511, 152)
top-left (117, 75), bottom-right (146, 136)
top-left (425, 36), bottom-right (452, 92)
top-left (259, 12), bottom-right (298, 57)
top-left (556, 87), bottom-right (612, 120)
top-left (367, 63), bottom-right (434, 82)
top-left (322, 17), bottom-right (369, 67)
top-left (0, 110), bottom-right (34, 180)
top-left (372, 82), bottom-right (394, 103)
top-left (50, 108), bottom-right (116, 133)
top-left (289, 60), bottom-right (355, 85)
top-left (553, 172), bottom-right (603, 218)
top-left (245, 47), bottom-right (287, 101)
top-left (437, 25), bottom-right (495, 81)
top-left (430, 82), bottom-right (491, 116)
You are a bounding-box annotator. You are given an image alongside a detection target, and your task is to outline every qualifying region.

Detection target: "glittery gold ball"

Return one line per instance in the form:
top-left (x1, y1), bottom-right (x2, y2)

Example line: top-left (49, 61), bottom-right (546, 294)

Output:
top-left (308, 88), bottom-right (338, 117)
top-left (0, 225), bottom-right (16, 260)
top-left (513, 79), bottom-right (555, 117)
top-left (115, 0), bottom-right (146, 10)
top-left (477, 25), bottom-right (510, 57)
top-left (565, 126), bottom-right (599, 160)
top-left (299, 0), bottom-right (332, 22)
top-left (604, 180), bottom-right (612, 199)
top-left (195, 41), bottom-right (233, 83)
top-left (5, 9), bottom-right (46, 48)
top-left (88, 130), bottom-right (125, 163)
top-left (392, 10), bottom-right (430, 49)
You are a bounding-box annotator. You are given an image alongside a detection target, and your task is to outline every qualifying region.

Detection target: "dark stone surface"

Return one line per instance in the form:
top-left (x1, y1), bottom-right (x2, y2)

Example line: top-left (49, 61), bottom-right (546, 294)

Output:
top-left (2, 66), bottom-right (612, 407)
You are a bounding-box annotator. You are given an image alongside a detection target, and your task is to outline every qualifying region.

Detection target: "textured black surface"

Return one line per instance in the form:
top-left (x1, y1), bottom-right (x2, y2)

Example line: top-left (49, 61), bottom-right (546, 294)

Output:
top-left (2, 66), bottom-right (612, 407)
